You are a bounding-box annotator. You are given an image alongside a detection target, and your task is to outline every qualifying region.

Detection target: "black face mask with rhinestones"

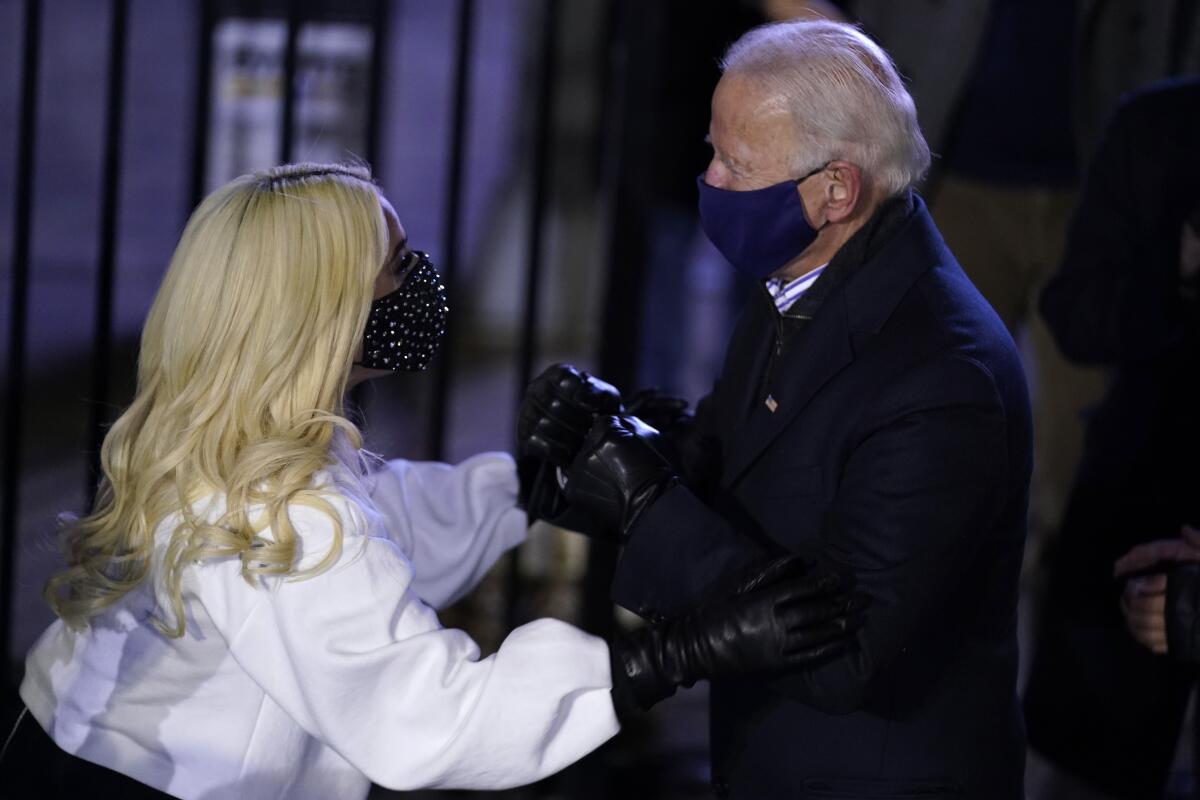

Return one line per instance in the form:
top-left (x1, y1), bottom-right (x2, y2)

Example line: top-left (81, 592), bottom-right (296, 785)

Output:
top-left (355, 250), bottom-right (449, 372)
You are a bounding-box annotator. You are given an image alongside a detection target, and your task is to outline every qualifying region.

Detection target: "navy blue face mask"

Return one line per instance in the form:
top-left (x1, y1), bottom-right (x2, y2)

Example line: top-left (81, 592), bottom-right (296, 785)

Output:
top-left (355, 250), bottom-right (449, 372)
top-left (696, 163), bottom-right (827, 279)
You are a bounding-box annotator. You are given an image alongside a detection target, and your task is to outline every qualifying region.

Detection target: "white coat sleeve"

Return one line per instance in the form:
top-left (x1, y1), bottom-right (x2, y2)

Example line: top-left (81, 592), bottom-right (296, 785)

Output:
top-left (191, 500), bottom-right (620, 791)
top-left (366, 453), bottom-right (527, 608)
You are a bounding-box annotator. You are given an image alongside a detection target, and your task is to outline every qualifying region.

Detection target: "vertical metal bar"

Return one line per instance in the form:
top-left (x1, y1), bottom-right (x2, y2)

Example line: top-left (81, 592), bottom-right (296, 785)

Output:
top-left (2, 0), bottom-right (42, 683)
top-left (590, 0), bottom-right (621, 187)
top-left (1169, 0), bottom-right (1199, 75)
top-left (279, 0), bottom-right (302, 164)
top-left (596, 1), bottom-right (649, 394)
top-left (189, 0), bottom-right (216, 207)
top-left (346, 0), bottom-right (391, 417)
top-left (363, 0), bottom-right (390, 171)
top-left (580, 0), bottom-right (639, 642)
top-left (514, 0), bottom-right (558, 402)
top-left (426, 0), bottom-right (475, 462)
top-left (1193, 693), bottom-right (1200, 800)
top-left (506, 0), bottom-right (560, 630)
top-left (86, 0), bottom-right (131, 507)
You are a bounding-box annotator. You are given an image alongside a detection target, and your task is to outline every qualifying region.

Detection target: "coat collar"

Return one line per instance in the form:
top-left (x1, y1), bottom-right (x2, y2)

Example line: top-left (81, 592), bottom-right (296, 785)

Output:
top-left (722, 194), bottom-right (947, 485)
top-left (843, 194), bottom-right (946, 337)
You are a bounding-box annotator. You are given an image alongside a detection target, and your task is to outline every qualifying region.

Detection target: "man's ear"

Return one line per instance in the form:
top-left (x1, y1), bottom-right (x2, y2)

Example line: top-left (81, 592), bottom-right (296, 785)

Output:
top-left (823, 161), bottom-right (862, 223)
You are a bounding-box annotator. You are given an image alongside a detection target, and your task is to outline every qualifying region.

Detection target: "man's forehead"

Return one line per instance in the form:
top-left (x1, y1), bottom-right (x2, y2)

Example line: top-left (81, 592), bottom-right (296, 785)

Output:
top-left (714, 73), bottom-right (789, 117)
top-left (711, 74), bottom-right (795, 160)
top-left (713, 83), bottom-right (793, 154)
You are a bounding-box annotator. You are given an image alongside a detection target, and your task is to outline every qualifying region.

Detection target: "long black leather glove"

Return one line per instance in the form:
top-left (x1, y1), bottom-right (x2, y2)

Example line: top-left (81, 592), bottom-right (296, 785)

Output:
top-left (610, 556), bottom-right (867, 712)
top-left (516, 454), bottom-right (609, 536)
top-left (563, 415), bottom-right (678, 541)
top-left (518, 364), bottom-right (623, 468)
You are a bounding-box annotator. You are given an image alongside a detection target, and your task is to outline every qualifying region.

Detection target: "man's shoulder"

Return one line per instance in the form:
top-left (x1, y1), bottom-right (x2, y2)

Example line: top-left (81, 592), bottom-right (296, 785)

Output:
top-left (853, 244), bottom-right (1026, 418)
top-left (862, 227), bottom-right (1015, 359)
top-left (844, 195), bottom-right (970, 338)
top-left (916, 254), bottom-right (1013, 346)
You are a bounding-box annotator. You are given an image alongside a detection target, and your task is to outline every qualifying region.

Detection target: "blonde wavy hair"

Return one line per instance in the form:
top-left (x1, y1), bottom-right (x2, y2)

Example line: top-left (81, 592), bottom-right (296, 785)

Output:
top-left (46, 162), bottom-right (389, 635)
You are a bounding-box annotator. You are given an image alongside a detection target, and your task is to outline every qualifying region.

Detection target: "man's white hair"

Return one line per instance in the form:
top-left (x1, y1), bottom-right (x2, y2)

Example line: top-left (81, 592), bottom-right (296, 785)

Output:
top-left (722, 20), bottom-right (931, 197)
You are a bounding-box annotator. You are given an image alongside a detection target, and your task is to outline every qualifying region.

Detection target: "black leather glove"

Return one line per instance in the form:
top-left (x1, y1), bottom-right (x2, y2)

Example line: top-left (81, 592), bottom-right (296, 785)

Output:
top-left (516, 454), bottom-right (611, 536)
top-left (518, 364), bottom-right (623, 468)
top-left (516, 454), bottom-right (555, 521)
top-left (610, 556), bottom-right (866, 712)
top-left (1167, 563), bottom-right (1200, 662)
top-left (563, 415), bottom-right (678, 540)
top-left (624, 387), bottom-right (689, 432)
top-left (625, 388), bottom-right (722, 500)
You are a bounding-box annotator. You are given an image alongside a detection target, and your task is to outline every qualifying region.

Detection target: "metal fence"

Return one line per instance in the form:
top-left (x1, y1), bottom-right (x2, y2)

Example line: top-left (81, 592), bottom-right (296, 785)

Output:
top-left (0, 0), bottom-right (659, 684)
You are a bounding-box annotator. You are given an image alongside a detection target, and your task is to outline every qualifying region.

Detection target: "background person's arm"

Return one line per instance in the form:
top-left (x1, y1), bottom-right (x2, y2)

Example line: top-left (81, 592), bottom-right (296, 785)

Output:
top-left (1039, 91), bottom-right (1192, 365)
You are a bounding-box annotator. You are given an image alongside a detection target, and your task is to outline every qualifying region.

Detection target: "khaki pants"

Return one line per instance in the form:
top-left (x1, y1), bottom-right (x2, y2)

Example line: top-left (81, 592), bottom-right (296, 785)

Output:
top-left (930, 176), bottom-right (1108, 577)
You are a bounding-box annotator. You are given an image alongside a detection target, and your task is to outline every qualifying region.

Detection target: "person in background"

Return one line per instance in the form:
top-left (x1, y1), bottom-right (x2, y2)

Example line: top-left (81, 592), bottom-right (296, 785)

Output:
top-left (846, 0), bottom-right (1200, 580)
top-left (1113, 526), bottom-right (1200, 659)
top-left (0, 163), bottom-right (861, 799)
top-left (1024, 77), bottom-right (1200, 800)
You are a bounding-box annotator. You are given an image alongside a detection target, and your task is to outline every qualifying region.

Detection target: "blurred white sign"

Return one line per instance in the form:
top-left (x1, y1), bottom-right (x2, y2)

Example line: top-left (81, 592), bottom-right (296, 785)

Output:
top-left (206, 17), bottom-right (373, 190)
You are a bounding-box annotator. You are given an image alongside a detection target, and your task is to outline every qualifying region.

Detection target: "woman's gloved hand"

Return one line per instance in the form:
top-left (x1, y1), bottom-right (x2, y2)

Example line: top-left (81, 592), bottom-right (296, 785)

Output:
top-left (516, 366), bottom-right (710, 538)
top-left (516, 455), bottom-right (613, 538)
top-left (518, 363), bottom-right (623, 468)
top-left (610, 556), bottom-right (868, 712)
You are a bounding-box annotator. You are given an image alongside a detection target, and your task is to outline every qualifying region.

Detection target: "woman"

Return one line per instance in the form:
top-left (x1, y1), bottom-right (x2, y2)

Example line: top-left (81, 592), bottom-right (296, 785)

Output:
top-left (3, 163), bottom-right (858, 799)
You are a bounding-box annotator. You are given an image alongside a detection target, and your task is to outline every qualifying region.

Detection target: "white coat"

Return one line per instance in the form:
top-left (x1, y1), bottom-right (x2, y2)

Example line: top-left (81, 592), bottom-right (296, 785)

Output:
top-left (20, 453), bottom-right (619, 799)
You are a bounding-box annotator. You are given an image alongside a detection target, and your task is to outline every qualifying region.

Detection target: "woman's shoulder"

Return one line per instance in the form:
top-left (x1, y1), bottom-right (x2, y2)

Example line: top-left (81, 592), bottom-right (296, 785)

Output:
top-left (157, 476), bottom-right (399, 579)
top-left (283, 486), bottom-right (385, 566)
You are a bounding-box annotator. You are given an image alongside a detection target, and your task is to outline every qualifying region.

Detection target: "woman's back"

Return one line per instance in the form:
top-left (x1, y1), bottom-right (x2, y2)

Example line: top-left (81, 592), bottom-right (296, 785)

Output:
top-left (25, 487), bottom-right (379, 798)
top-left (23, 457), bottom-right (617, 799)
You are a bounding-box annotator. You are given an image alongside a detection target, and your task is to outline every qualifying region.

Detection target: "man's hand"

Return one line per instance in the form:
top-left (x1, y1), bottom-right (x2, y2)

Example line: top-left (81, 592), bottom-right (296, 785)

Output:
top-left (623, 388), bottom-right (690, 432)
top-left (518, 364), bottom-right (623, 468)
top-left (1120, 573), bottom-right (1169, 654)
top-left (610, 555), bottom-right (868, 711)
top-left (564, 415), bottom-right (678, 540)
top-left (1113, 525), bottom-right (1200, 654)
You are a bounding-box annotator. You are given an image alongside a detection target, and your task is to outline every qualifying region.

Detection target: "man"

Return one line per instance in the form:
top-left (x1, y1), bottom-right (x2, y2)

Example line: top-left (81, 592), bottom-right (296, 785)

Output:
top-left (520, 20), bottom-right (1031, 799)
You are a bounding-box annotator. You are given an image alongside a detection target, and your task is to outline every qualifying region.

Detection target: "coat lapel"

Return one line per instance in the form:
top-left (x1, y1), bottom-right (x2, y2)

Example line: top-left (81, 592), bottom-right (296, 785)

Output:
top-left (719, 196), bottom-right (944, 486)
top-left (715, 291), bottom-right (776, 423)
top-left (723, 290), bottom-right (855, 485)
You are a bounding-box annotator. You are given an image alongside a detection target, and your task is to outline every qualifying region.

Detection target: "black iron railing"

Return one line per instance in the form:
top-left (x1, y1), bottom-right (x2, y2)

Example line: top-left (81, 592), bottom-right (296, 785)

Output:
top-left (0, 0), bottom-right (648, 688)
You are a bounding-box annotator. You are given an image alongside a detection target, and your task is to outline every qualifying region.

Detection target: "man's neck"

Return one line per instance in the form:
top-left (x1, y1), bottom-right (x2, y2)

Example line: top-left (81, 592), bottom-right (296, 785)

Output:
top-left (772, 199), bottom-right (882, 282)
